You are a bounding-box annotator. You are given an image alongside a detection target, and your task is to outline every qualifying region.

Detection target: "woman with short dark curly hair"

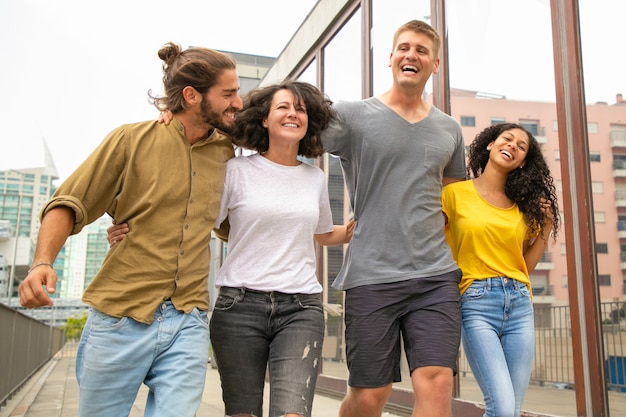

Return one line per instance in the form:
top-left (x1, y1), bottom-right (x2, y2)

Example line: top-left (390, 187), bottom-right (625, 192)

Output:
top-left (231, 81), bottom-right (333, 158)
top-left (442, 123), bottom-right (559, 417)
top-left (210, 80), bottom-right (354, 417)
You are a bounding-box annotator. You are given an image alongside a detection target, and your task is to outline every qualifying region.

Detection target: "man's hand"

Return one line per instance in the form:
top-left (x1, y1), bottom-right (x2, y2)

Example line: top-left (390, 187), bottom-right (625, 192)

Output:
top-left (158, 110), bottom-right (174, 125)
top-left (107, 222), bottom-right (129, 248)
top-left (19, 265), bottom-right (57, 308)
top-left (19, 206), bottom-right (74, 308)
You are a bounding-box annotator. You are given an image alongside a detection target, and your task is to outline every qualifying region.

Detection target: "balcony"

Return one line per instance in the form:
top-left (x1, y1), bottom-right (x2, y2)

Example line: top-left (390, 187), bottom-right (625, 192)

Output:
top-left (616, 190), bottom-right (626, 208)
top-left (0, 220), bottom-right (11, 240)
top-left (532, 284), bottom-right (554, 297)
top-left (619, 221), bottom-right (626, 238)
top-left (613, 160), bottom-right (626, 178)
top-left (531, 284), bottom-right (555, 303)
top-left (610, 130), bottom-right (626, 148)
top-left (535, 252), bottom-right (554, 270)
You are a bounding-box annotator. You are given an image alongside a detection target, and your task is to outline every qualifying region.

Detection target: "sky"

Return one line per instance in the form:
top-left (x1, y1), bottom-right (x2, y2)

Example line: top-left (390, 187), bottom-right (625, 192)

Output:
top-left (0, 0), bottom-right (317, 180)
top-left (1, 0), bottom-right (624, 182)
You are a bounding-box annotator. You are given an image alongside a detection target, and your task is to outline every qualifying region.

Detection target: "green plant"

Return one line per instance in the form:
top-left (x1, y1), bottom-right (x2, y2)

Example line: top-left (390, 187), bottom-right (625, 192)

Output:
top-left (63, 312), bottom-right (88, 341)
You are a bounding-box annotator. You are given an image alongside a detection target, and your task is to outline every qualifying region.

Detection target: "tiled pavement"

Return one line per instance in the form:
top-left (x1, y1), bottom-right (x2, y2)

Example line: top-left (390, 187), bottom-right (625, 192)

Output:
top-left (3, 344), bottom-right (626, 417)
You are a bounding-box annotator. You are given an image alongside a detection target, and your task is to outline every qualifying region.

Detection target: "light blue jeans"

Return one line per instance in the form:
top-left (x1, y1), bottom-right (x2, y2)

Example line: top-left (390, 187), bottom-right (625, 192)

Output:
top-left (461, 277), bottom-right (535, 417)
top-left (76, 302), bottom-right (210, 417)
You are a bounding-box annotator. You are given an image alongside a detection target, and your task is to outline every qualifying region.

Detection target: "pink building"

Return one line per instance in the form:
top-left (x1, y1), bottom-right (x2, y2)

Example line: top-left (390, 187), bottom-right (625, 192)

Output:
top-left (449, 90), bottom-right (626, 306)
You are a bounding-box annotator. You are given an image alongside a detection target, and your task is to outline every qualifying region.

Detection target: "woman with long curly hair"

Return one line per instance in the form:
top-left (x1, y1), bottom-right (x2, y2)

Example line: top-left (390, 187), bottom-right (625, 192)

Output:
top-left (442, 123), bottom-right (559, 417)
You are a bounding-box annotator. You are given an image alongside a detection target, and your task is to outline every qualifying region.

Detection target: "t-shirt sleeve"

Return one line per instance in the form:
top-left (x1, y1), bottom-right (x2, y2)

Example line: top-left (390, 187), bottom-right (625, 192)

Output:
top-left (443, 128), bottom-right (467, 179)
top-left (315, 170), bottom-right (334, 234)
top-left (322, 101), bottom-right (352, 156)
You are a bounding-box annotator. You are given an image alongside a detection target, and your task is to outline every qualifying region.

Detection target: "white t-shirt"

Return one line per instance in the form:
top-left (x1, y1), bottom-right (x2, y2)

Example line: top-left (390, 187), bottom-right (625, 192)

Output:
top-left (215, 153), bottom-right (334, 294)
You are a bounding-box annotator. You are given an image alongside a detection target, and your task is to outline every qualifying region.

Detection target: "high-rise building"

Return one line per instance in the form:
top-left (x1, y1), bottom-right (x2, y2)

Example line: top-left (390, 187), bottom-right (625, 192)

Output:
top-left (58, 216), bottom-right (112, 299)
top-left (0, 252), bottom-right (8, 297)
top-left (0, 145), bottom-right (58, 300)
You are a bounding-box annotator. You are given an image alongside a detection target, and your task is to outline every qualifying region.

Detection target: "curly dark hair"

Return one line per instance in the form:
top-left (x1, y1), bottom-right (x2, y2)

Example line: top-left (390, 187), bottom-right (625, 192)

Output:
top-left (467, 123), bottom-right (560, 240)
top-left (231, 80), bottom-right (335, 158)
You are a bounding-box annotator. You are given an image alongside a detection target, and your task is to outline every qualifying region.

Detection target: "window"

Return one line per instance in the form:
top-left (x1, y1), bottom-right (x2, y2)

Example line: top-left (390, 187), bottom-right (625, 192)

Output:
top-left (598, 275), bottom-right (611, 286)
top-left (553, 120), bottom-right (558, 132)
top-left (596, 243), bottom-right (608, 254)
top-left (594, 212), bottom-right (606, 223)
top-left (589, 152), bottom-right (601, 162)
top-left (519, 119), bottom-right (540, 136)
top-left (554, 150), bottom-right (560, 161)
top-left (491, 117), bottom-right (505, 126)
top-left (592, 181), bottom-right (604, 193)
top-left (562, 275), bottom-right (568, 288)
top-left (460, 116), bottom-right (476, 127)
top-left (587, 122), bottom-right (599, 134)
top-left (614, 154), bottom-right (626, 170)
top-left (560, 243), bottom-right (567, 255)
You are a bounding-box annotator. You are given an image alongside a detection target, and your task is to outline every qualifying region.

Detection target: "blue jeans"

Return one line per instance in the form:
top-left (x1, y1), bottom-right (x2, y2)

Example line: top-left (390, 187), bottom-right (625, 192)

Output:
top-left (210, 287), bottom-right (324, 417)
top-left (76, 302), bottom-right (210, 417)
top-left (461, 277), bottom-right (535, 417)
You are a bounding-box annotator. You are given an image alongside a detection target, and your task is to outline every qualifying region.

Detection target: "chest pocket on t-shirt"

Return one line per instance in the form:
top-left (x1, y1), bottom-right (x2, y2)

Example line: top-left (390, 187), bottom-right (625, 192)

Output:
top-left (424, 143), bottom-right (453, 174)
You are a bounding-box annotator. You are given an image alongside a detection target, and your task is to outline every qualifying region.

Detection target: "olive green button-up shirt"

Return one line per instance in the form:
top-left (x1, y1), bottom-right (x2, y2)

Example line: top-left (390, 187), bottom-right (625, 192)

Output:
top-left (42, 118), bottom-right (233, 324)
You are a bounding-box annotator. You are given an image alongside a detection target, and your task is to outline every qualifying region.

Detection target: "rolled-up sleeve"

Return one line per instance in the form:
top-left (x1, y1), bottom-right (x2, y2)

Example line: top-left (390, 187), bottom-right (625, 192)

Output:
top-left (41, 125), bottom-right (128, 235)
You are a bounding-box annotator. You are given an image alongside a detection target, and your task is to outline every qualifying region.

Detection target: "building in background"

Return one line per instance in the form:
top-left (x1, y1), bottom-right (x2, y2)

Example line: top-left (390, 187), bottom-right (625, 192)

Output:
top-left (222, 50), bottom-right (275, 95)
top-left (0, 252), bottom-right (8, 297)
top-left (0, 144), bottom-right (58, 302)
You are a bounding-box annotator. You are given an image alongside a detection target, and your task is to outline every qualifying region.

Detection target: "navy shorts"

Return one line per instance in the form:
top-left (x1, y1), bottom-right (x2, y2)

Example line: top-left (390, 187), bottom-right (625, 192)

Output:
top-left (344, 269), bottom-right (462, 388)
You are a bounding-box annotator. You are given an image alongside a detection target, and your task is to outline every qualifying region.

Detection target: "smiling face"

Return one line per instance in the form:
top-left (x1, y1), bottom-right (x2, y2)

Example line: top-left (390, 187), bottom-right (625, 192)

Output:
top-left (199, 68), bottom-right (242, 134)
top-left (262, 88), bottom-right (308, 146)
top-left (389, 29), bottom-right (440, 90)
top-left (487, 127), bottom-right (530, 170)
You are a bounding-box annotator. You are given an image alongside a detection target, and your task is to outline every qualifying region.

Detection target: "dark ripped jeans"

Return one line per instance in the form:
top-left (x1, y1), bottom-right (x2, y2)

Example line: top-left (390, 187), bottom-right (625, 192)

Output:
top-left (210, 287), bottom-right (324, 417)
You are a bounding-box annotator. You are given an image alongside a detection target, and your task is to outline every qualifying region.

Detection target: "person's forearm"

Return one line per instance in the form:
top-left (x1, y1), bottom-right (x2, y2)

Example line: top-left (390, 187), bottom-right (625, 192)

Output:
top-left (315, 225), bottom-right (348, 246)
top-left (33, 207), bottom-right (75, 264)
top-left (524, 226), bottom-right (553, 273)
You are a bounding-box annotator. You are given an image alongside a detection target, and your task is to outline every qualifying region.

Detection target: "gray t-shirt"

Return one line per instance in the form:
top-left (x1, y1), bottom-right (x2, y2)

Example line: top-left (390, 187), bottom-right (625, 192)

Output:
top-left (323, 97), bottom-right (466, 290)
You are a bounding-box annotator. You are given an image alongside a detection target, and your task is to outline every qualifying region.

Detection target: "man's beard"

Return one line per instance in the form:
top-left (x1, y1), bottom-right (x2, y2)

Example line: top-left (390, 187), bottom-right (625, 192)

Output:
top-left (201, 99), bottom-right (235, 135)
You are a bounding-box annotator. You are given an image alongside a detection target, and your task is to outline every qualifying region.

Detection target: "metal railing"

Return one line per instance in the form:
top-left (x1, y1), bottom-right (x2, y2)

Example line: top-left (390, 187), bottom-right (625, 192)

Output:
top-left (616, 190), bottom-right (626, 201)
top-left (457, 302), bottom-right (626, 392)
top-left (531, 284), bottom-right (554, 296)
top-left (614, 160), bottom-right (626, 170)
top-left (539, 252), bottom-right (553, 263)
top-left (0, 303), bottom-right (65, 408)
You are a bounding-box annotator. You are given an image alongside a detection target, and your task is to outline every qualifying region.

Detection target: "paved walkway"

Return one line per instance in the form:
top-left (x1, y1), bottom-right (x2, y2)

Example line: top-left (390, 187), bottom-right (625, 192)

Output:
top-left (2, 345), bottom-right (626, 417)
top-left (0, 346), bottom-right (400, 417)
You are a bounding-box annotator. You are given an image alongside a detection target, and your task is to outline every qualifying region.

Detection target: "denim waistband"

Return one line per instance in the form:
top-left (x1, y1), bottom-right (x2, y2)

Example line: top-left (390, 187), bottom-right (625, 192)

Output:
top-left (483, 276), bottom-right (526, 289)
top-left (219, 286), bottom-right (321, 301)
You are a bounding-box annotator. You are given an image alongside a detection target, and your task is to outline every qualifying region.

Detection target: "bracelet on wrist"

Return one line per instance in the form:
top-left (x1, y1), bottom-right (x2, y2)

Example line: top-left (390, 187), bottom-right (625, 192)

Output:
top-left (28, 262), bottom-right (54, 273)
